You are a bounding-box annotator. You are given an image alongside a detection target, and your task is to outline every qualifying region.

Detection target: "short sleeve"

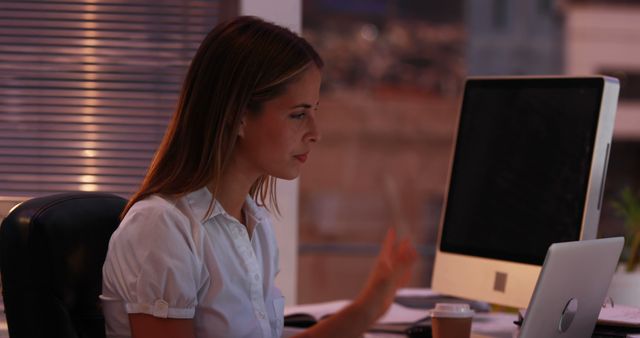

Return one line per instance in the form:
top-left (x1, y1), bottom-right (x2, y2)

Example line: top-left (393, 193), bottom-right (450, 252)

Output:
top-left (103, 199), bottom-right (203, 319)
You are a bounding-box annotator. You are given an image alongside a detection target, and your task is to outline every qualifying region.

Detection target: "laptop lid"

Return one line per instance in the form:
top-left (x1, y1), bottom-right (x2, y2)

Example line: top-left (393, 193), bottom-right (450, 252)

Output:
top-left (519, 237), bottom-right (624, 338)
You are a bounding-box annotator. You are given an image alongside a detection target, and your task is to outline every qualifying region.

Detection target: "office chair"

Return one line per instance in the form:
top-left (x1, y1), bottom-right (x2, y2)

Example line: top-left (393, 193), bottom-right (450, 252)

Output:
top-left (0, 192), bottom-right (127, 338)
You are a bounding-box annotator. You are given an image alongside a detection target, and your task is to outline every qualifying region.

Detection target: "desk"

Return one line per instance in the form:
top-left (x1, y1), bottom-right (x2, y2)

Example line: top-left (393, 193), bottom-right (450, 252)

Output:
top-left (468, 312), bottom-right (519, 338)
top-left (284, 310), bottom-right (518, 337)
top-left (362, 312), bottom-right (518, 338)
top-left (284, 290), bottom-right (519, 338)
top-left (283, 312), bottom-right (517, 338)
top-left (286, 297), bottom-right (640, 338)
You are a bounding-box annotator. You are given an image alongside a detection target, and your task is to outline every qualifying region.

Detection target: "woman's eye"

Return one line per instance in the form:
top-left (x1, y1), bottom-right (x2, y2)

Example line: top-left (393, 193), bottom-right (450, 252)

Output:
top-left (290, 112), bottom-right (306, 120)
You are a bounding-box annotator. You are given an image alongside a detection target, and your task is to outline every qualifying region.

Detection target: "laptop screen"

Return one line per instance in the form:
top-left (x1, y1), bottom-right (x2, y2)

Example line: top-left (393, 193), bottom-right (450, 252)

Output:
top-left (439, 78), bottom-right (604, 265)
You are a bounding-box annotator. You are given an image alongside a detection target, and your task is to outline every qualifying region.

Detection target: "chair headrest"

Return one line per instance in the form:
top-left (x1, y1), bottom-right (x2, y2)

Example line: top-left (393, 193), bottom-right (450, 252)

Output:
top-left (0, 192), bottom-right (127, 338)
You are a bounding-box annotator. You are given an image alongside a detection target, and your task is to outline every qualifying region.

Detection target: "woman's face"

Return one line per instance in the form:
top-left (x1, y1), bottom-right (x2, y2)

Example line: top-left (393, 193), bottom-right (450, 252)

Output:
top-left (235, 66), bottom-right (322, 180)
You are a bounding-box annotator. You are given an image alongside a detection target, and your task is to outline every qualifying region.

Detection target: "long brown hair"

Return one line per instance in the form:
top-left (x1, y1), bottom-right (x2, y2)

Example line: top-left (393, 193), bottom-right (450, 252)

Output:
top-left (123, 16), bottom-right (323, 217)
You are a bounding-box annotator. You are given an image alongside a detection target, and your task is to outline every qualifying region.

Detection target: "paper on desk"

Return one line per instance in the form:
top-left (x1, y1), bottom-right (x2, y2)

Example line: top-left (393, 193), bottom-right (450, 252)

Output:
top-left (471, 312), bottom-right (520, 338)
top-left (395, 287), bottom-right (440, 298)
top-left (598, 304), bottom-right (640, 327)
top-left (284, 299), bottom-right (350, 321)
top-left (284, 299), bottom-right (428, 324)
top-left (519, 304), bottom-right (640, 328)
top-left (377, 303), bottom-right (430, 324)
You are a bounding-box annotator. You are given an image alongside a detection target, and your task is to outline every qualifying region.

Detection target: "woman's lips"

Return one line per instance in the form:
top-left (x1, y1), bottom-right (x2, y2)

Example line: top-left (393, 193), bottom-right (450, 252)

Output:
top-left (294, 153), bottom-right (308, 163)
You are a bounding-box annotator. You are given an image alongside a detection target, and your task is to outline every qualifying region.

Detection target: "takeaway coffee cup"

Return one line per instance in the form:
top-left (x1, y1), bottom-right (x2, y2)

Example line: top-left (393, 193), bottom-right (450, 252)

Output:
top-left (430, 303), bottom-right (474, 338)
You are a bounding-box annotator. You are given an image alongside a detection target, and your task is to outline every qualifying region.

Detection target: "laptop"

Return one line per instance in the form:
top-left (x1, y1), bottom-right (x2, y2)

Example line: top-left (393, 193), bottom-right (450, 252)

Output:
top-left (517, 237), bottom-right (624, 338)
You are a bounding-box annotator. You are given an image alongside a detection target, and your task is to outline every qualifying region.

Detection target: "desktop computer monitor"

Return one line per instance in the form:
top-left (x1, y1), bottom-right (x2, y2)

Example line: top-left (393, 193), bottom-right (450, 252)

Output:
top-left (431, 76), bottom-right (620, 309)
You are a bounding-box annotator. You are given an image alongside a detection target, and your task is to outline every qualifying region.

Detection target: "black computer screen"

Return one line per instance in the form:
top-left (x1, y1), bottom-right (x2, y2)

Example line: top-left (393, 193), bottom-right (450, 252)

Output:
top-left (440, 78), bottom-right (604, 265)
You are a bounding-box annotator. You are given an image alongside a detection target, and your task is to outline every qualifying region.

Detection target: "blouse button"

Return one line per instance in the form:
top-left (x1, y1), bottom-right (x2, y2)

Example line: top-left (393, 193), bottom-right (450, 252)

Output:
top-left (152, 299), bottom-right (169, 318)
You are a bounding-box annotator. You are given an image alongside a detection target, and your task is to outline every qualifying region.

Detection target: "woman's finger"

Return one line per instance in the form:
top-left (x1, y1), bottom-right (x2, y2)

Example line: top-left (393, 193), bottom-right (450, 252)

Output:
top-left (380, 227), bottom-right (397, 258)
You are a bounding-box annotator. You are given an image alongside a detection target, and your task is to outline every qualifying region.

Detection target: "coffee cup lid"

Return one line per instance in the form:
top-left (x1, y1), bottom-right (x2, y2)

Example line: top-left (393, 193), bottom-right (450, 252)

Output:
top-left (430, 303), bottom-right (474, 318)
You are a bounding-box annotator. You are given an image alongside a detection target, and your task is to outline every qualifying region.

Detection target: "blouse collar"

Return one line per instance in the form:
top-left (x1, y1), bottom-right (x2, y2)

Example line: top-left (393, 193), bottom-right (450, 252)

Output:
top-left (185, 187), bottom-right (269, 224)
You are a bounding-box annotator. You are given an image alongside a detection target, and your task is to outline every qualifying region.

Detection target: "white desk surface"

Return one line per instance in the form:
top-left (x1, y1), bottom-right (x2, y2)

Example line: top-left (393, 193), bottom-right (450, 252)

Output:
top-left (359, 312), bottom-right (518, 338)
top-left (285, 287), bottom-right (520, 338)
top-left (284, 310), bottom-right (518, 338)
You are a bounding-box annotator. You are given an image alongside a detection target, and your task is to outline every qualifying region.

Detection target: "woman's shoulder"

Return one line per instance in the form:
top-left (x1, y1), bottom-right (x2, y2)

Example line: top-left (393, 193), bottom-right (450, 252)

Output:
top-left (128, 194), bottom-right (180, 216)
top-left (119, 194), bottom-right (192, 235)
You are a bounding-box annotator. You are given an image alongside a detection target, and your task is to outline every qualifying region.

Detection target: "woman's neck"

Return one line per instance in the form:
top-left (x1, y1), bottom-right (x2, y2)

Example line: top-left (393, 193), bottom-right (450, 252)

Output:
top-left (210, 160), bottom-right (259, 226)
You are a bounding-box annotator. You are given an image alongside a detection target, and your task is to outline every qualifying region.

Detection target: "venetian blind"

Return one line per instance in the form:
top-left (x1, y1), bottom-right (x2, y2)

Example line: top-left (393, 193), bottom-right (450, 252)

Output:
top-left (0, 0), bottom-right (221, 198)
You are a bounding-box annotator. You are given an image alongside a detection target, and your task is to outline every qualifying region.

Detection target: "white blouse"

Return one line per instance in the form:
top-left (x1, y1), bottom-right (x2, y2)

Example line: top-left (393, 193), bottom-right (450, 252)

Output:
top-left (101, 187), bottom-right (284, 338)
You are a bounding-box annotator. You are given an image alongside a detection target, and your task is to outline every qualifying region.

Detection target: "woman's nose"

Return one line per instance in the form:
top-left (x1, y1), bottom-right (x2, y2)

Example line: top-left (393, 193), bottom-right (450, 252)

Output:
top-left (306, 118), bottom-right (321, 143)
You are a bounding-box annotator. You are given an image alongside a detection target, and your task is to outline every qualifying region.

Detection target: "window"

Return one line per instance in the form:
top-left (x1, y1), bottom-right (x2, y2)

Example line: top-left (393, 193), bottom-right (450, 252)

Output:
top-left (602, 70), bottom-right (640, 101)
top-left (538, 0), bottom-right (553, 14)
top-left (492, 0), bottom-right (508, 31)
top-left (300, 1), bottom-right (465, 303)
top-left (0, 0), bottom-right (222, 198)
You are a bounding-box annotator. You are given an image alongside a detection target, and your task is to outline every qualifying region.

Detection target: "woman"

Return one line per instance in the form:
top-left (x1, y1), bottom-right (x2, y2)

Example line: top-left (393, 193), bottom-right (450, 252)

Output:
top-left (101, 16), bottom-right (416, 338)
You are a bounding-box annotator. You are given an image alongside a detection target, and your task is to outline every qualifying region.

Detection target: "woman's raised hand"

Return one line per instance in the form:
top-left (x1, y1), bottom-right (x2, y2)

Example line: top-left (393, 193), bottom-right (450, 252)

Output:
top-left (354, 227), bottom-right (418, 321)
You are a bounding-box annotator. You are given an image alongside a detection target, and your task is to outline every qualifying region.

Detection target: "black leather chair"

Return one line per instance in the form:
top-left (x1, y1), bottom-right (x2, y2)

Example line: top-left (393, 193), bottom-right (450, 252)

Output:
top-left (0, 192), bottom-right (126, 338)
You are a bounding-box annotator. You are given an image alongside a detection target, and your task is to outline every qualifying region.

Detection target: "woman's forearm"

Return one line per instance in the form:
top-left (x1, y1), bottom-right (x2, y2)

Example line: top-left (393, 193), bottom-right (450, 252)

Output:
top-left (292, 229), bottom-right (417, 338)
top-left (291, 298), bottom-right (376, 338)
